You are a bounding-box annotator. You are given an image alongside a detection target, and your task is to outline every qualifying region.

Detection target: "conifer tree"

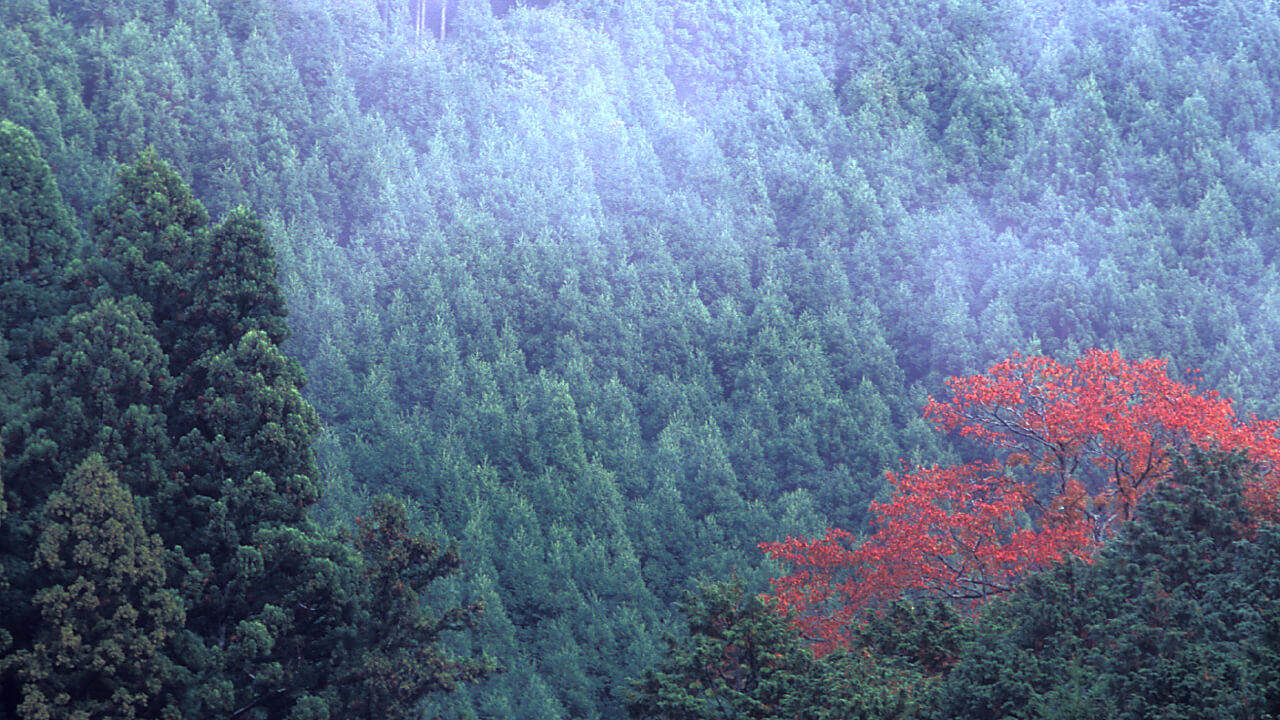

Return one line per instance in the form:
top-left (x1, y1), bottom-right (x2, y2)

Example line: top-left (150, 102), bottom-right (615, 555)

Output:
top-left (337, 496), bottom-right (493, 718)
top-left (628, 582), bottom-right (906, 720)
top-left (0, 135), bottom-right (492, 720)
top-left (935, 451), bottom-right (1280, 719)
top-left (45, 297), bottom-right (174, 495)
top-left (0, 463), bottom-right (8, 662)
top-left (0, 120), bottom-right (80, 364)
top-left (7, 455), bottom-right (185, 720)
top-left (91, 147), bottom-right (209, 369)
top-left (194, 206), bottom-right (289, 351)
top-left (0, 120), bottom-right (83, 514)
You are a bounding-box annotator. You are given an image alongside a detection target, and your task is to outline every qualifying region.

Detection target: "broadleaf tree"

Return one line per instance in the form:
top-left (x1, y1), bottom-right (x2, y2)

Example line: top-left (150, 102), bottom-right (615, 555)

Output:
top-left (763, 349), bottom-right (1280, 651)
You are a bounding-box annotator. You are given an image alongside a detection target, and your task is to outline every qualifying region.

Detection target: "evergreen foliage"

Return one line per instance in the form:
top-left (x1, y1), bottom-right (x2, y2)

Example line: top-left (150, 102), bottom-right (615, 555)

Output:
top-left (0, 120), bottom-right (79, 360)
top-left (90, 147), bottom-right (210, 370)
top-left (933, 451), bottom-right (1280, 719)
top-left (8, 454), bottom-right (184, 720)
top-left (0, 136), bottom-right (490, 719)
top-left (6, 0), bottom-right (1280, 715)
top-left (628, 582), bottom-right (914, 720)
top-left (639, 453), bottom-right (1280, 720)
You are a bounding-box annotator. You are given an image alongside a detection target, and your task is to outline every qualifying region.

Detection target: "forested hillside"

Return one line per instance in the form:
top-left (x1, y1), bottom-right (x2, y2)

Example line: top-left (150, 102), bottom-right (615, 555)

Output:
top-left (4, 0), bottom-right (1280, 717)
top-left (0, 124), bottom-right (492, 718)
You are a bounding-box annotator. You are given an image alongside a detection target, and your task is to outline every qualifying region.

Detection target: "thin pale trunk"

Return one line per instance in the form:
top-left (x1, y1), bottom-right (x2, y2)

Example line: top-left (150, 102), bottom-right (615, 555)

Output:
top-left (415, 0), bottom-right (425, 45)
top-left (440, 0), bottom-right (447, 41)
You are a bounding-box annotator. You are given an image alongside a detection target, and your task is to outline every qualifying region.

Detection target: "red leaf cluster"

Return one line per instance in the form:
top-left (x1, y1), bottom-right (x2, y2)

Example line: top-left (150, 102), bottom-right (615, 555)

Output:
top-left (762, 349), bottom-right (1280, 653)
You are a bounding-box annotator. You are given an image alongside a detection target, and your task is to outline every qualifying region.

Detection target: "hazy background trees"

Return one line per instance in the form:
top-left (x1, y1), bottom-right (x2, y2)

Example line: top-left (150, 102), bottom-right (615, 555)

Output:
top-left (6, 0), bottom-right (1280, 715)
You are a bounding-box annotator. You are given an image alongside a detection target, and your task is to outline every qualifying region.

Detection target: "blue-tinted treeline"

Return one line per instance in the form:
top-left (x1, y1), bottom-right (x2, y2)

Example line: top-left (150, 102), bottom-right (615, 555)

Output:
top-left (5, 0), bottom-right (1280, 716)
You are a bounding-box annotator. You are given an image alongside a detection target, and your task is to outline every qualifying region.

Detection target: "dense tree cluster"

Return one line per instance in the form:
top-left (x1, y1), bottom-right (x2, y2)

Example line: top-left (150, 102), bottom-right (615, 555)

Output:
top-left (0, 124), bottom-right (490, 719)
top-left (627, 581), bottom-right (914, 720)
top-left (633, 452), bottom-right (1280, 720)
top-left (6, 0), bottom-right (1280, 716)
top-left (932, 451), bottom-right (1280, 719)
top-left (764, 350), bottom-right (1280, 650)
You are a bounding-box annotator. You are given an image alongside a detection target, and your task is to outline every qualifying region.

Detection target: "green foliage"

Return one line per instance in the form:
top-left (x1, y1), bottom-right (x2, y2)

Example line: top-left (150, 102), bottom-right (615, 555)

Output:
top-left (39, 295), bottom-right (175, 505)
top-left (0, 119), bottom-right (89, 527)
top-left (627, 582), bottom-right (824, 720)
top-left (179, 329), bottom-right (318, 495)
top-left (194, 206), bottom-right (289, 351)
top-left (628, 581), bottom-right (918, 720)
top-left (0, 119), bottom-right (80, 361)
top-left (0, 134), bottom-right (490, 719)
top-left (339, 495), bottom-right (495, 717)
top-left (636, 455), bottom-right (1280, 720)
top-left (91, 147), bottom-right (210, 368)
top-left (852, 601), bottom-right (973, 682)
top-left (6, 454), bottom-right (185, 720)
top-left (10, 0), bottom-right (1280, 715)
top-left (933, 451), bottom-right (1280, 720)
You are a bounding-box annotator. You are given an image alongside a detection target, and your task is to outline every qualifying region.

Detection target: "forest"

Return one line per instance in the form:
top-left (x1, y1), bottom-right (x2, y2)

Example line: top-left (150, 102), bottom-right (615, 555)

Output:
top-left (2, 0), bottom-right (1280, 717)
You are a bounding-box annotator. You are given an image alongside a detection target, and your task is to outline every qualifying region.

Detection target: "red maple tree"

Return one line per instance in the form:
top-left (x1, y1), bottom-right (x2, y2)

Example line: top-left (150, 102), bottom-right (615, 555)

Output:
top-left (762, 349), bottom-right (1280, 653)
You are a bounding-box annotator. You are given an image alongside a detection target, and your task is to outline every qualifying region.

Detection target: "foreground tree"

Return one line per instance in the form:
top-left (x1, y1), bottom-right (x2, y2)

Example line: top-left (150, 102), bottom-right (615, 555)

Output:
top-left (763, 350), bottom-right (1280, 650)
top-left (0, 120), bottom-right (81, 364)
top-left (5, 455), bottom-right (185, 720)
top-left (627, 581), bottom-right (913, 720)
top-left (90, 147), bottom-right (209, 370)
top-left (0, 138), bottom-right (493, 718)
top-left (336, 496), bottom-right (493, 718)
top-left (935, 450), bottom-right (1280, 719)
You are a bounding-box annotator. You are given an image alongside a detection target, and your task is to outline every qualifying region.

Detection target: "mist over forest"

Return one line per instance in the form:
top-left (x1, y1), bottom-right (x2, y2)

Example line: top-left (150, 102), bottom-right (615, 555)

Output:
top-left (4, 0), bottom-right (1280, 717)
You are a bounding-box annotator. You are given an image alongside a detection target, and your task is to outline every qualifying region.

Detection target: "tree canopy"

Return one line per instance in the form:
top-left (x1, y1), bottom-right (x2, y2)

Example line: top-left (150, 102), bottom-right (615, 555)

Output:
top-left (7, 0), bottom-right (1280, 715)
top-left (764, 351), bottom-right (1280, 651)
top-left (0, 136), bottom-right (491, 719)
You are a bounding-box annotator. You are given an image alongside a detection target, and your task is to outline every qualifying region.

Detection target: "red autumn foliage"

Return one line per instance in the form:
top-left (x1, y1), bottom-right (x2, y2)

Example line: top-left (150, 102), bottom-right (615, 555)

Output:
top-left (761, 349), bottom-right (1280, 654)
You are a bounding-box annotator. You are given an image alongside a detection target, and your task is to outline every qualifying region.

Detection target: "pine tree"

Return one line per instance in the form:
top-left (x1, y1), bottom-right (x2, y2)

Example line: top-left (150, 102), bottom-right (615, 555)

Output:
top-left (330, 495), bottom-right (494, 719)
top-left (1, 138), bottom-right (493, 719)
top-left (193, 206), bottom-right (289, 352)
top-left (45, 297), bottom-right (174, 496)
top-left (628, 582), bottom-right (904, 720)
top-left (0, 120), bottom-right (85, 516)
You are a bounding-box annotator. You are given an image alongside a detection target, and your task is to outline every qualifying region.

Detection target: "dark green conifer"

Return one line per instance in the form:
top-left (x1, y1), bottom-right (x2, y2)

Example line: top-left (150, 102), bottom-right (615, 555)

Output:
top-left (0, 120), bottom-right (80, 364)
top-left (45, 297), bottom-right (174, 495)
top-left (0, 120), bottom-right (84, 518)
top-left (336, 496), bottom-right (496, 719)
top-left (7, 455), bottom-right (185, 720)
top-left (935, 451), bottom-right (1280, 720)
top-left (195, 206), bottom-right (289, 350)
top-left (628, 582), bottom-right (903, 720)
top-left (179, 329), bottom-right (318, 496)
top-left (0, 135), bottom-right (494, 719)
top-left (91, 147), bottom-right (209, 369)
